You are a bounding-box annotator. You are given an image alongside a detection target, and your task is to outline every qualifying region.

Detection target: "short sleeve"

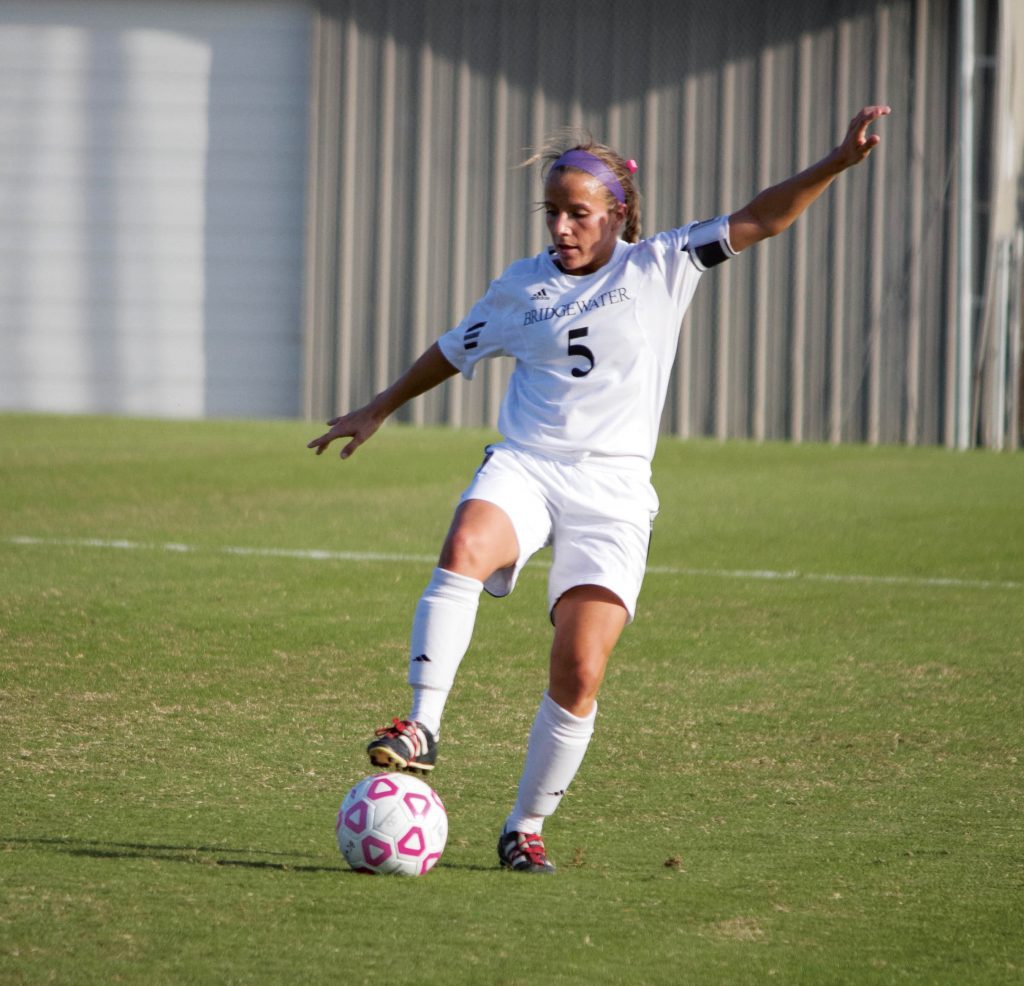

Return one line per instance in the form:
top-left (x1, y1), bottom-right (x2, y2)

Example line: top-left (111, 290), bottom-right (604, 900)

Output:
top-left (436, 281), bottom-right (511, 380)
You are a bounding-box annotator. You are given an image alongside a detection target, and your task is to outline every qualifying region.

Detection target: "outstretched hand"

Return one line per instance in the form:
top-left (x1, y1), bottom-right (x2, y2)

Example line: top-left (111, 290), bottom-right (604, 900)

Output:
top-left (833, 105), bottom-right (891, 170)
top-left (726, 104), bottom-right (892, 253)
top-left (306, 343), bottom-right (459, 461)
top-left (307, 405), bottom-right (385, 459)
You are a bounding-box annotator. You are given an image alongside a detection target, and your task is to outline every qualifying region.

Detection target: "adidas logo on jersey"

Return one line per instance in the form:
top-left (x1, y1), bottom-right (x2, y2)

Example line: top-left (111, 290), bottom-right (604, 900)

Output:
top-left (412, 654), bottom-right (432, 663)
top-left (530, 288), bottom-right (549, 300)
top-left (463, 321), bottom-right (484, 350)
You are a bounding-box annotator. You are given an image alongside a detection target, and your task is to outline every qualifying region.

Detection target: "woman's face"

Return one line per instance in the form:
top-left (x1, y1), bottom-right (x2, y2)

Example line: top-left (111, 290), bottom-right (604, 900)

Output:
top-left (544, 169), bottom-right (626, 276)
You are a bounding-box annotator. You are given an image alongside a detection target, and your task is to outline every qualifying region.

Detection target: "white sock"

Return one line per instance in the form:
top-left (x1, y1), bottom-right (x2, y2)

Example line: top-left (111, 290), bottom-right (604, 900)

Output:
top-left (405, 567), bottom-right (483, 737)
top-left (504, 692), bottom-right (597, 835)
top-left (408, 685), bottom-right (447, 737)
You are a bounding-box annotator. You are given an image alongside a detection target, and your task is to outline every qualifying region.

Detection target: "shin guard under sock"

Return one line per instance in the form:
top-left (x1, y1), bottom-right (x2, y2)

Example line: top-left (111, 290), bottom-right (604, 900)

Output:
top-left (405, 567), bottom-right (483, 736)
top-left (504, 692), bottom-right (596, 835)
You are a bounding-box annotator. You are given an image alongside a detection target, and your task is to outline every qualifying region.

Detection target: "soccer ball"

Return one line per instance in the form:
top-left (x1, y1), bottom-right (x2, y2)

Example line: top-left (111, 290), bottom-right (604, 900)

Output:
top-left (335, 773), bottom-right (448, 876)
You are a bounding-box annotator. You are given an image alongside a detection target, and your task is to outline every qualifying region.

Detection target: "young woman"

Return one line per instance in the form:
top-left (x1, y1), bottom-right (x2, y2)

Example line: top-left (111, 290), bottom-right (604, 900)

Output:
top-left (309, 105), bottom-right (891, 873)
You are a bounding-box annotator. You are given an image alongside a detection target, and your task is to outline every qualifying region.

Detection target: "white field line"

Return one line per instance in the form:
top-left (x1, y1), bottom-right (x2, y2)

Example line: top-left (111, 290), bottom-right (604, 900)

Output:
top-left (5, 536), bottom-right (436, 565)
top-left (6, 535), bottom-right (1022, 591)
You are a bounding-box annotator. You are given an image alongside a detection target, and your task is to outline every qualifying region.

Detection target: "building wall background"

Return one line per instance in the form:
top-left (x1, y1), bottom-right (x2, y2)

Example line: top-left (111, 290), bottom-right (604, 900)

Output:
top-left (1, 0), bottom-right (1020, 446)
top-left (304, 0), bottom-right (1019, 448)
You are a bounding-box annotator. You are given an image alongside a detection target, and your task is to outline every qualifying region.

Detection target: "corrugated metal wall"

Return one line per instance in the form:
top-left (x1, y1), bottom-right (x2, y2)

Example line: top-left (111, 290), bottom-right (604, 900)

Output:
top-left (303, 0), bottom-right (1010, 446)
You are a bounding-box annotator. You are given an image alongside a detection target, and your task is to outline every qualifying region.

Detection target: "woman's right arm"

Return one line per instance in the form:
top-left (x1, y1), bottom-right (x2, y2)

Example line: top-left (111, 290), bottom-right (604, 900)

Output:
top-left (307, 341), bottom-right (459, 459)
top-left (726, 105), bottom-right (890, 253)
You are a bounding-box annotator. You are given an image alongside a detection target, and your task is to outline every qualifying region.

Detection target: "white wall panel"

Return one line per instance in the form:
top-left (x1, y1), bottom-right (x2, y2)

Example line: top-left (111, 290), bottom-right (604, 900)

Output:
top-left (0, 0), bottom-right (311, 419)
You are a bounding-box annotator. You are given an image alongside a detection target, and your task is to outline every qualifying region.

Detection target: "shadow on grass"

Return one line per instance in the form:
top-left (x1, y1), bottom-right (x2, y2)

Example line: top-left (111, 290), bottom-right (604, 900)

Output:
top-left (3, 835), bottom-right (346, 874)
top-left (3, 835), bottom-right (497, 874)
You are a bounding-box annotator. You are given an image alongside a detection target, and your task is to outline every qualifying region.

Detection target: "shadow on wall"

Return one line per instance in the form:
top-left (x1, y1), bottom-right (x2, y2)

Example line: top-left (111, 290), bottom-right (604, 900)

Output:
top-left (344, 0), bottom-right (881, 112)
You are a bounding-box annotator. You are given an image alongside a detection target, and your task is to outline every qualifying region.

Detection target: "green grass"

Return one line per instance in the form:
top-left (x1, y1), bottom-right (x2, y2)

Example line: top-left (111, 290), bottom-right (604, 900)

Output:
top-left (1, 413), bottom-right (1022, 985)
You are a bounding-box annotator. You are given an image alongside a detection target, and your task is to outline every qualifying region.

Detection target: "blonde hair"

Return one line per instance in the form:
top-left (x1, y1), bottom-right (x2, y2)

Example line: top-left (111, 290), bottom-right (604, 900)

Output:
top-left (525, 131), bottom-right (642, 243)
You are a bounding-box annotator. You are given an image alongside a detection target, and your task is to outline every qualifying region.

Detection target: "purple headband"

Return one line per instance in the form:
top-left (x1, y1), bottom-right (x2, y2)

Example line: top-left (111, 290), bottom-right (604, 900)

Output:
top-left (551, 149), bottom-right (635, 205)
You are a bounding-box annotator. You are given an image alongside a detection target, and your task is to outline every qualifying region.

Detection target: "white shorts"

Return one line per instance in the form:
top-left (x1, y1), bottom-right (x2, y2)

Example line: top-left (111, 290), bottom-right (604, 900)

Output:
top-left (458, 443), bottom-right (659, 622)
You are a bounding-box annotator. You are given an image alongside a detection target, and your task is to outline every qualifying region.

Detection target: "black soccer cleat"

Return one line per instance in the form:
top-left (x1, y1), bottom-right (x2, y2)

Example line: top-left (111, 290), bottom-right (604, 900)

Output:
top-left (367, 718), bottom-right (437, 775)
top-left (497, 827), bottom-right (556, 874)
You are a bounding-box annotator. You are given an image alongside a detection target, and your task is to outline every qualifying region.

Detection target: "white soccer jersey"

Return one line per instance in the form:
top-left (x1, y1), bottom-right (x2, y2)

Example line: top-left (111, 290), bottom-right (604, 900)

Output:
top-left (437, 216), bottom-right (735, 464)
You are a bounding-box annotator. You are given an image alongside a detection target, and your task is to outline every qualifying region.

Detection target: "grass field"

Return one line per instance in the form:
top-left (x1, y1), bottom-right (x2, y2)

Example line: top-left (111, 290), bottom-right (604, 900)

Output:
top-left (1, 413), bottom-right (1022, 985)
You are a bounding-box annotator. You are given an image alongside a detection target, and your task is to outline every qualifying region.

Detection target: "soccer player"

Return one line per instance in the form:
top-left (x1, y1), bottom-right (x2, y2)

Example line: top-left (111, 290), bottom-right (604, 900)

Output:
top-left (309, 105), bottom-right (890, 873)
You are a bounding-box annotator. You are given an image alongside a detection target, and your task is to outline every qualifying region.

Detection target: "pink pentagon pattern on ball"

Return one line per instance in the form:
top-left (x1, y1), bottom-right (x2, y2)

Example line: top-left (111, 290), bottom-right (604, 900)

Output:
top-left (361, 836), bottom-right (392, 868)
top-left (341, 799), bottom-right (368, 834)
top-left (367, 775), bottom-right (399, 800)
top-left (397, 826), bottom-right (426, 857)
top-left (402, 791), bottom-right (431, 818)
top-left (419, 852), bottom-right (443, 875)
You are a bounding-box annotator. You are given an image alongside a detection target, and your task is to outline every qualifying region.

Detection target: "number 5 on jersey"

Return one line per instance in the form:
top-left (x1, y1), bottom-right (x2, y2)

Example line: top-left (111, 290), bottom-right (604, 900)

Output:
top-left (568, 327), bottom-right (594, 378)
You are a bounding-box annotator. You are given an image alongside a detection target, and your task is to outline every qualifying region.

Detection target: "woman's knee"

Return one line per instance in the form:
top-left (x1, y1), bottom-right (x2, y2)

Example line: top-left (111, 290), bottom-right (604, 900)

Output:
top-left (548, 658), bottom-right (605, 710)
top-left (439, 525), bottom-right (489, 572)
top-left (438, 499), bottom-right (518, 579)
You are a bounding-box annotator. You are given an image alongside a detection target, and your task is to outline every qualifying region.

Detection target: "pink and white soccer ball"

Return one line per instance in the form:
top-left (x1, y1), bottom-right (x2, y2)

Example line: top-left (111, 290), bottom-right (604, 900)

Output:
top-left (336, 773), bottom-right (448, 876)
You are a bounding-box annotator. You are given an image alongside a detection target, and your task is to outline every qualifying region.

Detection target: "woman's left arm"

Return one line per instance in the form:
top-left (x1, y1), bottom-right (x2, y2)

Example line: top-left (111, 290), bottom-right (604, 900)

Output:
top-left (727, 105), bottom-right (891, 254)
